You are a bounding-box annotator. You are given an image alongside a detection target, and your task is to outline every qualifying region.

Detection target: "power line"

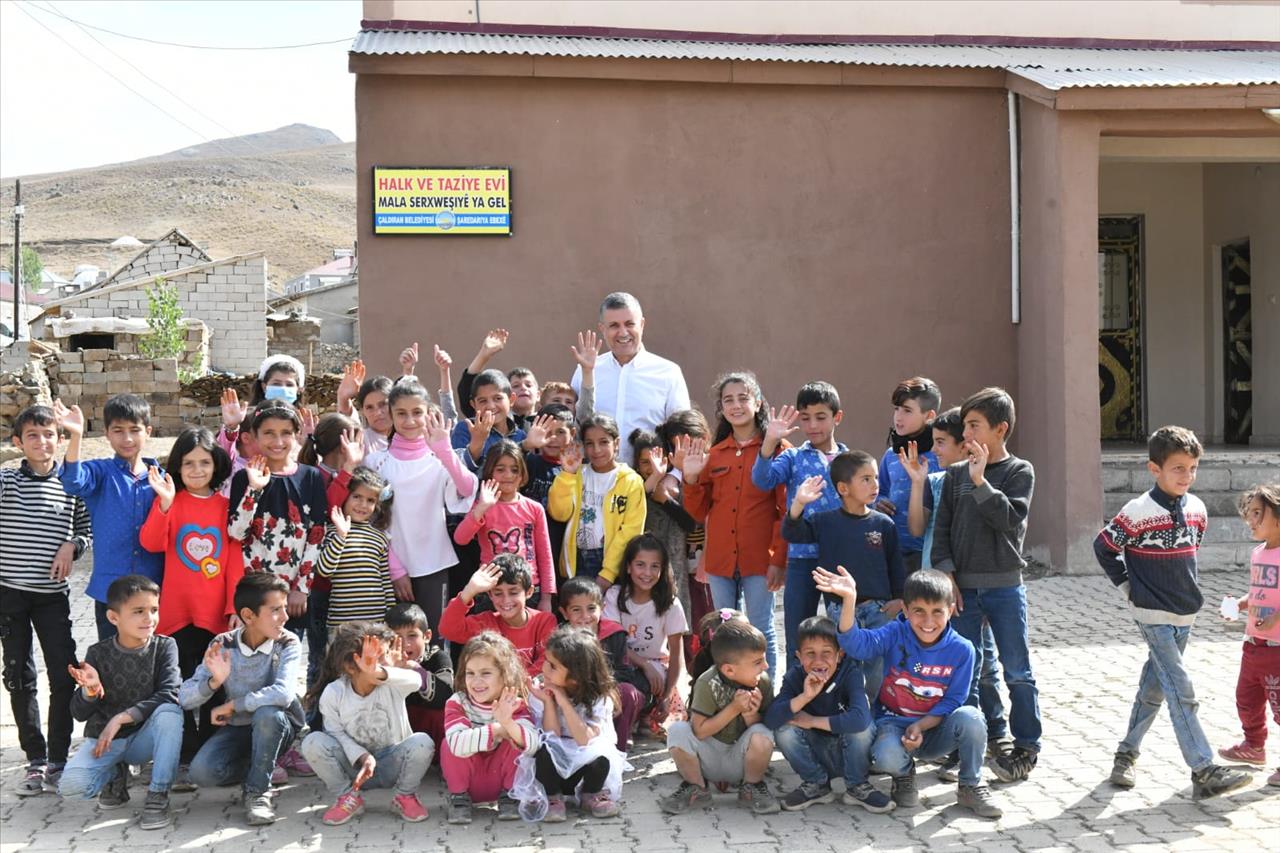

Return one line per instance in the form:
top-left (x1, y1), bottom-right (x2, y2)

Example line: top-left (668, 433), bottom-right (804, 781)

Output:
top-left (18, 1), bottom-right (351, 50)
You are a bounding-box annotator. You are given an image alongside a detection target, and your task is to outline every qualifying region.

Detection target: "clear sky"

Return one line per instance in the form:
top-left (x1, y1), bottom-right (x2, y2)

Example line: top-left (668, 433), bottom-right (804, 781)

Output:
top-left (0, 0), bottom-right (361, 177)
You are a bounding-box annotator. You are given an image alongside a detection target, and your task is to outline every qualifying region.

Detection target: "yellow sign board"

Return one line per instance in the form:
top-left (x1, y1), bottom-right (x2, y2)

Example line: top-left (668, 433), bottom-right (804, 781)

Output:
top-left (373, 167), bottom-right (511, 235)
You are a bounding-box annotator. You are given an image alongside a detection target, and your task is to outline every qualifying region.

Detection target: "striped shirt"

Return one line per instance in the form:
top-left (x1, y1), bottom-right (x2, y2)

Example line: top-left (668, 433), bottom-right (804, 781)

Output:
top-left (442, 692), bottom-right (539, 757)
top-left (0, 462), bottom-right (91, 594)
top-left (315, 521), bottom-right (395, 626)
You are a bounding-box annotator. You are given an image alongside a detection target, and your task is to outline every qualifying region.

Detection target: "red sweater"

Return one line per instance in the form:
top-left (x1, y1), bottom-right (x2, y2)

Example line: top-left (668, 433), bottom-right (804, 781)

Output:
top-left (439, 595), bottom-right (558, 678)
top-left (140, 491), bottom-right (244, 636)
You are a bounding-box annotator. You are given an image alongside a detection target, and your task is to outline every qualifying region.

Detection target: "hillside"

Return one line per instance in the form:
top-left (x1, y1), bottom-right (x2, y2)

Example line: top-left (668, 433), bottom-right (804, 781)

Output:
top-left (0, 125), bottom-right (355, 285)
top-left (131, 123), bottom-right (342, 164)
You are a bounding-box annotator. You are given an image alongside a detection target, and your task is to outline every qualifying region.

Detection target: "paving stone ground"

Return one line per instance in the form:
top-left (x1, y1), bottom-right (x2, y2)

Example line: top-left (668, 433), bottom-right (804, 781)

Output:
top-left (2, 561), bottom-right (1276, 852)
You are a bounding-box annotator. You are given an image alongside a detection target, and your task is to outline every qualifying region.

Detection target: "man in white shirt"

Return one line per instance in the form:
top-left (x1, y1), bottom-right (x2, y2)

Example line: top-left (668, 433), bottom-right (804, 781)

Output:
top-left (571, 292), bottom-right (690, 465)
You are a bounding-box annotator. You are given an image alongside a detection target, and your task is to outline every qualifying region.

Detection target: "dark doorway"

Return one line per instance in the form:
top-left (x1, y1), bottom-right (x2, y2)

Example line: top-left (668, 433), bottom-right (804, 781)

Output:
top-left (1223, 239), bottom-right (1252, 445)
top-left (68, 333), bottom-right (115, 351)
top-left (1098, 216), bottom-right (1144, 442)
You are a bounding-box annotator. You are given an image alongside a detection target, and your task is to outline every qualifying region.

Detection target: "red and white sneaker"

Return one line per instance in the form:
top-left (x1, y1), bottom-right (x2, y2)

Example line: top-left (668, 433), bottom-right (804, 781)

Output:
top-left (270, 766), bottom-right (288, 785)
top-left (322, 791), bottom-right (365, 825)
top-left (392, 793), bottom-right (429, 822)
top-left (1218, 743), bottom-right (1266, 766)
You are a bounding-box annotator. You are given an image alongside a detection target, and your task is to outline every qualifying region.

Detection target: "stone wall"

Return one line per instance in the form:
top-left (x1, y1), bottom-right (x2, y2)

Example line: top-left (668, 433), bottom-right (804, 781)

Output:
top-left (59, 255), bottom-right (268, 375)
top-left (111, 239), bottom-right (208, 286)
top-left (47, 350), bottom-right (187, 435)
top-left (0, 359), bottom-right (54, 443)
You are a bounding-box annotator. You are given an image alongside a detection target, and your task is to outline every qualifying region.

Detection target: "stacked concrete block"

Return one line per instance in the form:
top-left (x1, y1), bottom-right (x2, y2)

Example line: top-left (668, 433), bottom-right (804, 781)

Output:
top-left (0, 359), bottom-right (54, 442)
top-left (45, 351), bottom-right (190, 436)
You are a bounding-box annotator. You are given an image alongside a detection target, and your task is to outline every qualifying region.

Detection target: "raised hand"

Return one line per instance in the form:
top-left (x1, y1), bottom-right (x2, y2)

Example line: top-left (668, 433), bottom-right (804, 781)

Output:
top-left (204, 639), bottom-right (232, 687)
top-left (339, 427), bottom-right (364, 472)
top-left (965, 439), bottom-right (990, 486)
top-left (433, 344), bottom-right (452, 371)
top-left (481, 329), bottom-right (509, 357)
top-left (67, 661), bottom-right (103, 698)
top-left (53, 400), bottom-right (85, 437)
top-left (330, 504), bottom-right (352, 538)
top-left (383, 635), bottom-right (407, 669)
top-left (300, 406), bottom-right (318, 437)
top-left (467, 410), bottom-right (496, 442)
top-left (646, 446), bottom-right (670, 479)
top-left (681, 438), bottom-right (708, 481)
top-left (523, 414), bottom-right (554, 450)
top-left (473, 479), bottom-right (499, 516)
top-left (571, 330), bottom-right (599, 370)
top-left (812, 565), bottom-right (858, 602)
top-left (220, 389), bottom-right (248, 430)
top-left (148, 466), bottom-right (176, 511)
top-left (465, 563), bottom-right (503, 600)
top-left (337, 360), bottom-right (366, 408)
top-left (399, 342), bottom-right (420, 376)
top-left (793, 474), bottom-right (826, 508)
top-left (897, 440), bottom-right (930, 485)
top-left (245, 455), bottom-right (271, 490)
top-left (559, 442), bottom-right (583, 474)
top-left (425, 408), bottom-right (453, 445)
top-left (357, 635), bottom-right (382, 675)
top-left (764, 405), bottom-right (800, 445)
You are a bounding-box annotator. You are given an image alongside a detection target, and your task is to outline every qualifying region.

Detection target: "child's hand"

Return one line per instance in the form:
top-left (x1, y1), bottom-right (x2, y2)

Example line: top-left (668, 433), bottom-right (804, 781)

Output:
top-left (330, 505), bottom-right (352, 539)
top-left (50, 542), bottom-right (76, 582)
top-left (148, 466), bottom-right (176, 511)
top-left (287, 590), bottom-right (308, 619)
top-left (812, 565), bottom-right (858, 602)
top-left (245, 456), bottom-right (271, 490)
top-left (337, 360), bottom-right (366, 406)
top-left (399, 342), bottom-right (420, 376)
top-left (204, 639), bottom-right (232, 687)
top-left (393, 576), bottom-right (414, 602)
top-left (964, 439), bottom-right (989, 486)
top-left (901, 722), bottom-right (924, 752)
top-left (357, 635), bottom-right (383, 676)
top-left (383, 635), bottom-right (407, 669)
top-left (881, 599), bottom-right (904, 618)
top-left (764, 405), bottom-right (800, 445)
top-left (220, 389), bottom-right (249, 430)
top-left (480, 328), bottom-right (509, 358)
top-left (433, 344), bottom-right (452, 371)
top-left (874, 497), bottom-right (897, 516)
top-left (465, 563), bottom-right (503, 599)
top-left (571, 330), bottom-right (599, 370)
top-left (473, 479), bottom-right (499, 518)
top-left (791, 711), bottom-right (820, 730)
top-left (210, 700), bottom-right (236, 726)
top-left (339, 427), bottom-right (364, 472)
top-left (679, 437), bottom-right (708, 481)
top-left (67, 661), bottom-right (103, 698)
top-left (897, 441), bottom-right (930, 485)
top-left (300, 406), bottom-right (318, 438)
top-left (646, 446), bottom-right (670, 479)
top-left (53, 400), bottom-right (85, 438)
top-left (93, 711), bottom-right (133, 758)
top-left (227, 612), bottom-right (242, 631)
top-left (793, 475), bottom-right (826, 509)
top-left (425, 409), bottom-right (454, 446)
top-left (353, 753), bottom-right (376, 790)
top-left (801, 670), bottom-right (826, 701)
top-left (731, 687), bottom-right (757, 713)
top-left (523, 414), bottom-right (554, 450)
top-left (467, 410), bottom-right (496, 440)
top-left (559, 443), bottom-right (583, 474)
top-left (528, 679), bottom-right (549, 705)
top-left (493, 688), bottom-right (519, 725)
top-left (642, 661), bottom-right (664, 697)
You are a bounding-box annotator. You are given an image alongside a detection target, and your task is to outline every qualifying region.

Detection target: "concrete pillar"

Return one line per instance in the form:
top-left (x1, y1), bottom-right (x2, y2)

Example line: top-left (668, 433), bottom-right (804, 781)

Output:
top-left (1016, 100), bottom-right (1104, 573)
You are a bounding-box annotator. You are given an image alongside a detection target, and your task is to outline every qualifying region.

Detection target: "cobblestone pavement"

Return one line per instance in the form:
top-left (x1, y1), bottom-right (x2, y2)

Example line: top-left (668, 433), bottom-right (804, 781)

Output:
top-left (2, 562), bottom-right (1275, 852)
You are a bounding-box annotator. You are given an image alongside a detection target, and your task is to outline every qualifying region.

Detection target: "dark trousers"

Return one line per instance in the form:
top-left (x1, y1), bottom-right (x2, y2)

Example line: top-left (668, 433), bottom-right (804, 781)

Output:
top-left (93, 600), bottom-right (114, 642)
top-left (533, 745), bottom-right (609, 796)
top-left (410, 573), bottom-right (451, 644)
top-left (0, 587), bottom-right (77, 766)
top-left (172, 624), bottom-right (219, 763)
top-left (307, 587), bottom-right (330, 688)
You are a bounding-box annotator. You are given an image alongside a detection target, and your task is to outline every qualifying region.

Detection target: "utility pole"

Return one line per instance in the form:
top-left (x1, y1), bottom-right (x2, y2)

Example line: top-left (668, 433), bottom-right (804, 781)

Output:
top-left (12, 179), bottom-right (22, 344)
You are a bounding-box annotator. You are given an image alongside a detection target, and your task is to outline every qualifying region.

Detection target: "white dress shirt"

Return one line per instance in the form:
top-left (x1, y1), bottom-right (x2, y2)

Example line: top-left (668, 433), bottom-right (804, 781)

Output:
top-left (571, 347), bottom-right (690, 465)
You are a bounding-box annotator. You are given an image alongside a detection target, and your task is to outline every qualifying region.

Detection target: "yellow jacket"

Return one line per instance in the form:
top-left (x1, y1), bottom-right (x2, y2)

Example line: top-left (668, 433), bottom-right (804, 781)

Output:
top-left (548, 463), bottom-right (647, 584)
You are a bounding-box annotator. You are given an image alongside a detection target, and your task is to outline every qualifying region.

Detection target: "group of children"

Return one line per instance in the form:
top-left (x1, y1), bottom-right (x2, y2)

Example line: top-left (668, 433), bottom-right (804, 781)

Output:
top-left (2, 330), bottom-right (1277, 834)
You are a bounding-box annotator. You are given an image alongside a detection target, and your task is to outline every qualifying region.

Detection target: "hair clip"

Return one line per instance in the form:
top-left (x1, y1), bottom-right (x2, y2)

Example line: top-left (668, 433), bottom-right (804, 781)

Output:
top-left (380, 483), bottom-right (393, 502)
top-left (719, 608), bottom-right (734, 622)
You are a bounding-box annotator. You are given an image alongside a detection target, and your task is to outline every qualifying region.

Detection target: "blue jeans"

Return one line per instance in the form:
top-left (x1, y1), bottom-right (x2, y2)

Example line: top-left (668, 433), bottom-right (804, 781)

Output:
top-left (872, 707), bottom-right (986, 787)
top-left (60, 703), bottom-right (183, 797)
top-left (978, 621), bottom-right (1007, 739)
top-left (776, 723), bottom-right (876, 787)
top-left (302, 731), bottom-right (435, 796)
top-left (783, 557), bottom-right (841, 662)
top-left (949, 585), bottom-right (1041, 752)
top-left (190, 706), bottom-right (298, 795)
top-left (708, 571), bottom-right (778, 681)
top-left (1119, 622), bottom-right (1213, 771)
top-left (853, 600), bottom-right (893, 706)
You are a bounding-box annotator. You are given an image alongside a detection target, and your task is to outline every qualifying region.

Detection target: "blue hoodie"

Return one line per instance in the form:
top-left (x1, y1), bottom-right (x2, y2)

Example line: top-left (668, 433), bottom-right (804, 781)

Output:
top-left (764, 655), bottom-right (871, 735)
top-left (837, 616), bottom-right (974, 722)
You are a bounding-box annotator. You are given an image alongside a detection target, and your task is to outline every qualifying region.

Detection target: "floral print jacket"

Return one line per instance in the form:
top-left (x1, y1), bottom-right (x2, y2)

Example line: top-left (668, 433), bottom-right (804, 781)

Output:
top-left (227, 464), bottom-right (328, 594)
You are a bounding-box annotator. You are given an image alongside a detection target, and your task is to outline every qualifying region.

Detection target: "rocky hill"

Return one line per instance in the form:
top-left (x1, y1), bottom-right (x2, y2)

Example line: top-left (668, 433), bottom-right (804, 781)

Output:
top-left (0, 125), bottom-right (355, 285)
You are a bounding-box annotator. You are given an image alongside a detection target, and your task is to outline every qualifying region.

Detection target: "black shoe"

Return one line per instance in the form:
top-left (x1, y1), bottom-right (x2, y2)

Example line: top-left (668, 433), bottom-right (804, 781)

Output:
top-left (98, 766), bottom-right (131, 810)
top-left (991, 746), bottom-right (1038, 783)
top-left (496, 790), bottom-right (521, 820)
top-left (139, 790), bottom-right (172, 830)
top-left (446, 792), bottom-right (473, 825)
top-left (986, 736), bottom-right (1013, 759)
top-left (1191, 764), bottom-right (1251, 799)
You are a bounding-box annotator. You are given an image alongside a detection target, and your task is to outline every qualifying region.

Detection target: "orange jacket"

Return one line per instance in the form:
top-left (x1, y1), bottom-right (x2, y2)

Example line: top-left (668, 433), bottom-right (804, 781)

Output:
top-left (682, 434), bottom-right (788, 578)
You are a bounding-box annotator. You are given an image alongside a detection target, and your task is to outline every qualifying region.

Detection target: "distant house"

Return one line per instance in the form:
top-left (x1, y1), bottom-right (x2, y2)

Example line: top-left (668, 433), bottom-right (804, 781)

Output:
top-left (0, 271), bottom-right (50, 341)
top-left (269, 262), bottom-right (358, 346)
top-left (283, 254), bottom-right (356, 295)
top-left (32, 228), bottom-right (269, 374)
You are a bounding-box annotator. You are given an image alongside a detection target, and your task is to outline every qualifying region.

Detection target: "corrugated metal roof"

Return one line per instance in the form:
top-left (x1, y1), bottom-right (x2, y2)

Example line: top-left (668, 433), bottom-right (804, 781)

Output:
top-left (350, 30), bottom-right (1280, 89)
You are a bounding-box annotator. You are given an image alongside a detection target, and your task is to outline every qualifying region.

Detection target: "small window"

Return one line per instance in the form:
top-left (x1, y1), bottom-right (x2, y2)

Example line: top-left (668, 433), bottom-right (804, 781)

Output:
top-left (68, 333), bottom-right (115, 351)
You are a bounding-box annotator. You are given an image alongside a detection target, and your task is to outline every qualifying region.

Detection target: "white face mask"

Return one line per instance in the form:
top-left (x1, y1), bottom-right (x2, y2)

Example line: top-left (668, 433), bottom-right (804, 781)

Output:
top-left (264, 385), bottom-right (298, 404)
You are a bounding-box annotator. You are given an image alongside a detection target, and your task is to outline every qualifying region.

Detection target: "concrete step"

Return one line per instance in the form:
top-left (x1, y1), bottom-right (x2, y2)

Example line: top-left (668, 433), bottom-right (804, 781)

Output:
top-left (1100, 462), bottom-right (1278, 495)
top-left (1102, 491), bottom-right (1248, 519)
